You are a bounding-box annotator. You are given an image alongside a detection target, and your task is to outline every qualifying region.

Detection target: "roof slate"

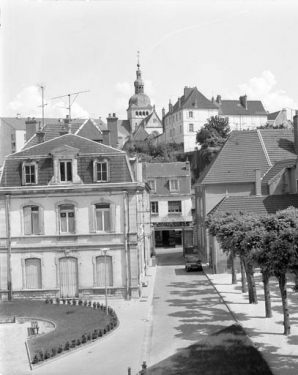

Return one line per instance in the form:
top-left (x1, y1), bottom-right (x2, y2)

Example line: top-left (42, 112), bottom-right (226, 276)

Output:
top-left (10, 134), bottom-right (125, 158)
top-left (218, 100), bottom-right (267, 116)
top-left (209, 195), bottom-right (298, 216)
top-left (145, 162), bottom-right (190, 177)
top-left (197, 129), bottom-right (296, 185)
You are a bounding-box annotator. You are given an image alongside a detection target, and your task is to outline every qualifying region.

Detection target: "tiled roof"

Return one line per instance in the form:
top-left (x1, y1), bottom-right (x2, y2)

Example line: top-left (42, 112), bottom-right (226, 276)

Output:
top-left (165, 87), bottom-right (218, 116)
top-left (258, 129), bottom-right (295, 162)
top-left (10, 134), bottom-right (125, 158)
top-left (218, 100), bottom-right (267, 116)
top-left (209, 195), bottom-right (298, 216)
top-left (117, 120), bottom-right (131, 137)
top-left (145, 162), bottom-right (190, 177)
top-left (267, 111), bottom-right (280, 121)
top-left (0, 117), bottom-right (83, 131)
top-left (261, 159), bottom-right (296, 185)
top-left (196, 129), bottom-right (296, 185)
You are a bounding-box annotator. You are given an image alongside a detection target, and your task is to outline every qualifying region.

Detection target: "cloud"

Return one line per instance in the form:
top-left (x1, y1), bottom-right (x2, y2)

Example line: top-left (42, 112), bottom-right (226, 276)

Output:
top-left (8, 86), bottom-right (89, 119)
top-left (228, 71), bottom-right (298, 113)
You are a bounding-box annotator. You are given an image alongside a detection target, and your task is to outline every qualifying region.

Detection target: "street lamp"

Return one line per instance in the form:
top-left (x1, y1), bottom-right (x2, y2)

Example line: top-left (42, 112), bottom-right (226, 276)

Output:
top-left (101, 248), bottom-right (109, 316)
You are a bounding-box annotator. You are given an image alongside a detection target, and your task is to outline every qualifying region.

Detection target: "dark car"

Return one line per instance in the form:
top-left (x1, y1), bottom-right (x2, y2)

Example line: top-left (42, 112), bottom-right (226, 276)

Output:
top-left (185, 256), bottom-right (203, 272)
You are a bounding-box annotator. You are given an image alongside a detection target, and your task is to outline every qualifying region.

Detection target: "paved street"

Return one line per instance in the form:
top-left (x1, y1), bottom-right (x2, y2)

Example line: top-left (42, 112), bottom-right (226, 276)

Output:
top-left (148, 247), bottom-right (235, 366)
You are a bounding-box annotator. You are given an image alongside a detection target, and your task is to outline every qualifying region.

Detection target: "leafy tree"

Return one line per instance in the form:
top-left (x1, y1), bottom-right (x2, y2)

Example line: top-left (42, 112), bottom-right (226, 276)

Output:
top-left (257, 122), bottom-right (291, 129)
top-left (196, 116), bottom-right (230, 163)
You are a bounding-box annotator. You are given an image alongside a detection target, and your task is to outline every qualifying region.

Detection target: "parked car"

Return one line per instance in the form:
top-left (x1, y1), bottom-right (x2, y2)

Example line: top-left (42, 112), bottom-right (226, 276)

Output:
top-left (185, 256), bottom-right (203, 272)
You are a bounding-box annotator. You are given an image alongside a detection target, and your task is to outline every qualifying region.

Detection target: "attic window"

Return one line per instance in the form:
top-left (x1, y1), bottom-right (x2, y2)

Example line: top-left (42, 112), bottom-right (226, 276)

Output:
top-left (93, 158), bottom-right (109, 182)
top-left (22, 161), bottom-right (38, 185)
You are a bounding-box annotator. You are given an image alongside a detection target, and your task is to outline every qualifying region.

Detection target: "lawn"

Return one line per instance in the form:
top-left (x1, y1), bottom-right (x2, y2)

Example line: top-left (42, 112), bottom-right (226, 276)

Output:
top-left (0, 300), bottom-right (116, 361)
top-left (147, 324), bottom-right (273, 375)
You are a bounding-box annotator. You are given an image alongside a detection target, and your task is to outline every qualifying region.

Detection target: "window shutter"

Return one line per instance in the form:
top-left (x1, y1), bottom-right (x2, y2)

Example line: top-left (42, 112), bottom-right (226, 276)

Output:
top-left (39, 206), bottom-right (44, 235)
top-left (89, 205), bottom-right (96, 233)
top-left (24, 206), bottom-right (32, 235)
top-left (109, 204), bottom-right (116, 233)
top-left (93, 161), bottom-right (96, 182)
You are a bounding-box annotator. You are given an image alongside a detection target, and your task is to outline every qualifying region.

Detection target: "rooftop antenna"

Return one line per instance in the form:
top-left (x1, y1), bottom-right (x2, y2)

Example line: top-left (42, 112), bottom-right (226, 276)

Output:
top-left (137, 50), bottom-right (140, 66)
top-left (37, 83), bottom-right (47, 129)
top-left (51, 90), bottom-right (90, 123)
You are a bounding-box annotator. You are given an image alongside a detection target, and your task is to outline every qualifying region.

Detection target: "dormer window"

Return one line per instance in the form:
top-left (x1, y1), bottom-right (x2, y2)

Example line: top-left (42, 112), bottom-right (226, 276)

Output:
top-left (148, 179), bottom-right (156, 192)
top-left (60, 160), bottom-right (72, 182)
top-left (22, 161), bottom-right (38, 185)
top-left (93, 158), bottom-right (109, 183)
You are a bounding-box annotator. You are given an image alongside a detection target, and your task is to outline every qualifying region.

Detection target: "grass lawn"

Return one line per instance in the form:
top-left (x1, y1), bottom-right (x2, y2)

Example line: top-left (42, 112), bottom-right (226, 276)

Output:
top-left (147, 324), bottom-right (273, 375)
top-left (0, 300), bottom-right (114, 359)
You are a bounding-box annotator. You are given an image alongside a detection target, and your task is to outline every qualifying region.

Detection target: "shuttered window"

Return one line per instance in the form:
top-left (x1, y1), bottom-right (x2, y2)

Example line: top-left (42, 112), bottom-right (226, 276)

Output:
top-left (24, 206), bottom-right (44, 235)
top-left (89, 203), bottom-right (116, 233)
top-left (59, 204), bottom-right (75, 233)
top-left (96, 256), bottom-right (113, 287)
top-left (168, 201), bottom-right (182, 213)
top-left (25, 258), bottom-right (41, 289)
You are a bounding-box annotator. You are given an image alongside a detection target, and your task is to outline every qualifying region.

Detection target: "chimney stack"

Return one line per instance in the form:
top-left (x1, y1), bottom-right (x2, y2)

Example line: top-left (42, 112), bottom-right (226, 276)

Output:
top-left (293, 113), bottom-right (298, 154)
top-left (240, 95), bottom-right (248, 110)
top-left (216, 95), bottom-right (221, 105)
top-left (178, 97), bottom-right (181, 108)
top-left (25, 117), bottom-right (38, 142)
top-left (169, 100), bottom-right (173, 113)
top-left (255, 168), bottom-right (262, 196)
top-left (162, 107), bottom-right (165, 119)
top-left (102, 129), bottom-right (111, 146)
top-left (106, 113), bottom-right (119, 148)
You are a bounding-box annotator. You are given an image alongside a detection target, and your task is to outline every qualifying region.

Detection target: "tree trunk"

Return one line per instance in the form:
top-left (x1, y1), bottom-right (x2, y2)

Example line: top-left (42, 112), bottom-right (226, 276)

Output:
top-left (262, 271), bottom-right (272, 318)
top-left (240, 257), bottom-right (247, 293)
top-left (231, 250), bottom-right (237, 285)
top-left (277, 273), bottom-right (290, 335)
top-left (243, 259), bottom-right (257, 304)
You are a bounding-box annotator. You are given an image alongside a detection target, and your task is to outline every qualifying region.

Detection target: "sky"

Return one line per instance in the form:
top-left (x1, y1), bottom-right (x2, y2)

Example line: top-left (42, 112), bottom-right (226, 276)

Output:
top-left (1, 0), bottom-right (298, 122)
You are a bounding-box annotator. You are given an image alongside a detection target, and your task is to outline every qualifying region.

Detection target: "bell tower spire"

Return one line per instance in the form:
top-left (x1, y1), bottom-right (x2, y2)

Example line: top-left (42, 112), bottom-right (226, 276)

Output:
top-left (134, 51), bottom-right (144, 94)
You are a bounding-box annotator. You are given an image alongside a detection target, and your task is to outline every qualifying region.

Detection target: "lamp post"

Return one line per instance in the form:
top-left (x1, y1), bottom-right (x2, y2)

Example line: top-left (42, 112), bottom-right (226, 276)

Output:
top-left (101, 248), bottom-right (109, 316)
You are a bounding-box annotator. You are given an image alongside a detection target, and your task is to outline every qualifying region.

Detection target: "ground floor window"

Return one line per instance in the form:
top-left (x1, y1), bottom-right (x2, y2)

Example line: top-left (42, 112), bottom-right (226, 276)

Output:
top-left (96, 256), bottom-right (113, 287)
top-left (25, 258), bottom-right (41, 289)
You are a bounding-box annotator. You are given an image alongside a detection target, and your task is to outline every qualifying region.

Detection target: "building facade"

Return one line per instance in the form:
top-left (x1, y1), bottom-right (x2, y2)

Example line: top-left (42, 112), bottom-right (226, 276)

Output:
top-left (144, 162), bottom-right (193, 248)
top-left (0, 134), bottom-right (151, 300)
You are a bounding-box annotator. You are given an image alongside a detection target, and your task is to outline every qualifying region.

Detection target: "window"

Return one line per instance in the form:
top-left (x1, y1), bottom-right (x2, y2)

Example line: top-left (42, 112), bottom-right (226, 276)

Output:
top-left (150, 202), bottom-right (159, 214)
top-left (22, 162), bottom-right (37, 185)
top-left (189, 111), bottom-right (193, 118)
top-left (25, 258), bottom-right (41, 289)
top-left (189, 123), bottom-right (194, 132)
top-left (179, 112), bottom-right (182, 120)
top-left (169, 179), bottom-right (179, 192)
top-left (96, 256), bottom-right (113, 287)
top-left (180, 125), bottom-right (182, 133)
top-left (59, 204), bottom-right (75, 233)
top-left (148, 179), bottom-right (156, 192)
top-left (23, 205), bottom-right (44, 235)
top-left (95, 204), bottom-right (110, 231)
top-left (95, 161), bottom-right (108, 182)
top-left (168, 201), bottom-right (182, 213)
top-left (59, 160), bottom-right (72, 182)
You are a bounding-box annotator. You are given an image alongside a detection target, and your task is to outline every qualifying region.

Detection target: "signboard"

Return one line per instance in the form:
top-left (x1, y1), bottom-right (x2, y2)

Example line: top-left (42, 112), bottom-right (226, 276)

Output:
top-left (152, 221), bottom-right (192, 228)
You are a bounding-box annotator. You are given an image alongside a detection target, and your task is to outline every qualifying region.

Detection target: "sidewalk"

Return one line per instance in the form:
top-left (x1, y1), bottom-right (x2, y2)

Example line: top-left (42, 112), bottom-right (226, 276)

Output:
top-left (204, 266), bottom-right (298, 375)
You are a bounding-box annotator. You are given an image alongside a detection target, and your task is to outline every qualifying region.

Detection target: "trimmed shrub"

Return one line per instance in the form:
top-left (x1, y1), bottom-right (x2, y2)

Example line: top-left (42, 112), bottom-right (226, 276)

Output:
top-left (83, 300), bottom-right (88, 307)
top-left (96, 302), bottom-right (100, 309)
top-left (99, 330), bottom-right (103, 337)
top-left (56, 297), bottom-right (60, 305)
top-left (44, 351), bottom-right (51, 360)
top-left (45, 296), bottom-right (51, 304)
top-left (87, 332), bottom-right (92, 341)
top-left (38, 350), bottom-right (44, 362)
top-left (82, 334), bottom-right (87, 344)
top-left (72, 299), bottom-right (77, 306)
top-left (70, 340), bottom-right (76, 348)
top-left (92, 330), bottom-right (98, 340)
top-left (103, 328), bottom-right (106, 335)
top-left (67, 299), bottom-right (71, 305)
top-left (76, 339), bottom-right (81, 346)
top-left (93, 302), bottom-right (97, 309)
top-left (62, 299), bottom-right (66, 305)
top-left (50, 298), bottom-right (54, 304)
top-left (64, 341), bottom-right (70, 351)
top-left (78, 299), bottom-right (83, 306)
top-left (51, 347), bottom-right (57, 357)
top-left (88, 301), bottom-right (92, 307)
top-left (57, 345), bottom-right (63, 354)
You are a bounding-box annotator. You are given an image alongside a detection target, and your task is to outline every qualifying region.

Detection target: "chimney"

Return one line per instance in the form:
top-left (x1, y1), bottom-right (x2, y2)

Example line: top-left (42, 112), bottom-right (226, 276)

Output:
top-left (178, 97), bottom-right (181, 108)
top-left (106, 113), bottom-right (119, 148)
top-left (162, 107), bottom-right (165, 119)
top-left (25, 117), bottom-right (38, 142)
top-left (64, 115), bottom-right (70, 124)
top-left (59, 124), bottom-right (69, 136)
top-left (240, 95), bottom-right (248, 110)
top-left (184, 86), bottom-right (192, 98)
top-left (169, 100), bottom-right (173, 113)
top-left (216, 95), bottom-right (221, 105)
top-left (211, 96), bottom-right (215, 103)
top-left (293, 113), bottom-right (298, 154)
top-left (16, 113), bottom-right (21, 119)
top-left (36, 129), bottom-right (45, 144)
top-left (255, 168), bottom-right (262, 196)
top-left (102, 129), bottom-right (111, 146)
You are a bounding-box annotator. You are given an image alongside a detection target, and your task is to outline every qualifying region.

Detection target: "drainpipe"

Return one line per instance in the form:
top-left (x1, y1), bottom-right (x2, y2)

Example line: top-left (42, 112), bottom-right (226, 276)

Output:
top-left (135, 191), bottom-right (141, 287)
top-left (142, 192), bottom-right (147, 276)
top-left (123, 191), bottom-right (130, 299)
top-left (5, 194), bottom-right (12, 301)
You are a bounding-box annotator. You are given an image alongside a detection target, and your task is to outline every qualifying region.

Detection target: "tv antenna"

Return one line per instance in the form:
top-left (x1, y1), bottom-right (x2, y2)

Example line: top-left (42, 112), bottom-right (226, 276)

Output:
top-left (51, 90), bottom-right (90, 122)
top-left (37, 83), bottom-right (47, 129)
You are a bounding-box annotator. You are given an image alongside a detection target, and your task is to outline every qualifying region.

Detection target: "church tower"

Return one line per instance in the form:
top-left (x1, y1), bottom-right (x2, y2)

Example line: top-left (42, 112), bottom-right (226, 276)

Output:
top-left (127, 54), bottom-right (153, 131)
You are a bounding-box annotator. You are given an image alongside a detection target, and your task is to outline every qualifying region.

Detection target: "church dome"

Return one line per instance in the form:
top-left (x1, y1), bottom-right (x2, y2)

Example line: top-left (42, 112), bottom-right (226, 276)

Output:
top-left (129, 93), bottom-right (151, 108)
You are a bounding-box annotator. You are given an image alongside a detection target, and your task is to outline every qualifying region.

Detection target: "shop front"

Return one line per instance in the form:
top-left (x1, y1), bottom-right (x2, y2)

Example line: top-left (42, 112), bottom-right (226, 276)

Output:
top-left (152, 217), bottom-right (193, 248)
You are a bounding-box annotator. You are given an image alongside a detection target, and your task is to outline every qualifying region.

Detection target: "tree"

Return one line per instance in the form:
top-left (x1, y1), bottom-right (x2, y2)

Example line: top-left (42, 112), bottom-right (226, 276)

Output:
top-left (196, 116), bottom-right (230, 163)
